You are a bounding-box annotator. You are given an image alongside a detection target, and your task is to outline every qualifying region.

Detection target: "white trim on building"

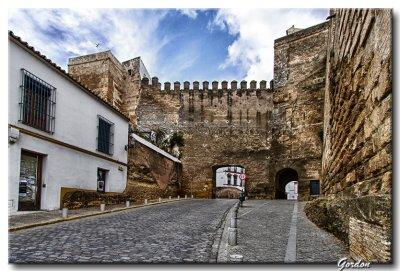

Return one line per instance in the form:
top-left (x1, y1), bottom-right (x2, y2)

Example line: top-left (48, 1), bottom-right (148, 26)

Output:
top-left (131, 133), bottom-right (181, 164)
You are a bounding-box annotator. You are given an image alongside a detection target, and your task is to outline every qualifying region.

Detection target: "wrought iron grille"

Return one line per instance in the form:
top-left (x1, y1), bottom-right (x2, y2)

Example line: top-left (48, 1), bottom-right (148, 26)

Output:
top-left (97, 116), bottom-right (114, 155)
top-left (19, 69), bottom-right (56, 133)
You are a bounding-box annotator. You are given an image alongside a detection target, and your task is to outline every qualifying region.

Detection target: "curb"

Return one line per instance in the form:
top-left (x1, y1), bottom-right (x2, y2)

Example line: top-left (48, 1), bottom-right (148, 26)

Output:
top-left (9, 198), bottom-right (189, 232)
top-left (216, 202), bottom-right (239, 263)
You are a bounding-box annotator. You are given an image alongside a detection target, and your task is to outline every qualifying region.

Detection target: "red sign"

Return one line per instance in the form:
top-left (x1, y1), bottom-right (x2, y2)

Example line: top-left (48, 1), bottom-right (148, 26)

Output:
top-left (239, 174), bottom-right (246, 180)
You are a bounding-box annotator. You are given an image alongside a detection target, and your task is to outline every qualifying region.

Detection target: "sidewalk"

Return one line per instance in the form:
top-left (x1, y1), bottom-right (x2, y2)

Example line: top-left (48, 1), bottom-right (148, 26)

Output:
top-left (226, 200), bottom-right (348, 263)
top-left (9, 197), bottom-right (187, 232)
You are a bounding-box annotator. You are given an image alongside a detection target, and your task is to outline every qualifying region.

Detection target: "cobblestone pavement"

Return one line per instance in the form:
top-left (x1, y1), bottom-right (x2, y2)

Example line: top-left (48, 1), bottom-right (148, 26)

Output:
top-left (9, 198), bottom-right (178, 229)
top-left (229, 200), bottom-right (348, 263)
top-left (9, 203), bottom-right (126, 228)
top-left (9, 199), bottom-right (235, 263)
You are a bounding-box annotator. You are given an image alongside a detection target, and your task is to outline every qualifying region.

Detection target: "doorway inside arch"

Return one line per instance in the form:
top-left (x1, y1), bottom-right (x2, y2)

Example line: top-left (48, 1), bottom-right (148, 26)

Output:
top-left (275, 168), bottom-right (298, 199)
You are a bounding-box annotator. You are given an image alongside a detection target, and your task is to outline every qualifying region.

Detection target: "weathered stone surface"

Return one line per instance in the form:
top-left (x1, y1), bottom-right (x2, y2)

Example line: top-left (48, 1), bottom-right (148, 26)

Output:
top-left (67, 10), bottom-right (392, 263)
top-left (349, 217), bottom-right (391, 262)
top-left (62, 189), bottom-right (133, 209)
top-left (321, 9), bottom-right (392, 198)
top-left (126, 141), bottom-right (181, 201)
top-left (315, 9), bottom-right (392, 263)
top-left (67, 21), bottom-right (329, 201)
top-left (304, 195), bottom-right (391, 245)
top-left (135, 80), bottom-right (273, 199)
top-left (271, 21), bottom-right (328, 200)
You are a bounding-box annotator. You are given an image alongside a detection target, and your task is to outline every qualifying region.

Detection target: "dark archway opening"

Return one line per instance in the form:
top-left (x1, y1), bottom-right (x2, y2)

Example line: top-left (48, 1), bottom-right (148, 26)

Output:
top-left (275, 168), bottom-right (298, 199)
top-left (212, 164), bottom-right (246, 199)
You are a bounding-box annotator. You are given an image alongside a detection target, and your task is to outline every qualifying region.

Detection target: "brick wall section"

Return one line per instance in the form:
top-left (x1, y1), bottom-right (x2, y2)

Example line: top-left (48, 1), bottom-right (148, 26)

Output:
top-left (349, 217), bottom-right (391, 262)
top-left (271, 22), bottom-right (328, 200)
top-left (321, 9), bottom-right (392, 197)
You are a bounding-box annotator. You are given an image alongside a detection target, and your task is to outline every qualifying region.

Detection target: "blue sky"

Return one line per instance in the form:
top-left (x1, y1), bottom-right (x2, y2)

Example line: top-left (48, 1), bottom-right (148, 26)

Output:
top-left (9, 8), bottom-right (328, 84)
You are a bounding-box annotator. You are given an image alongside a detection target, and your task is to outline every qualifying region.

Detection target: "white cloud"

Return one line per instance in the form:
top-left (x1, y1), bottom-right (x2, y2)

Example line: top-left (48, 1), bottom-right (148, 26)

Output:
top-left (210, 9), bottom-right (328, 81)
top-left (8, 9), bottom-right (169, 74)
top-left (178, 9), bottom-right (198, 19)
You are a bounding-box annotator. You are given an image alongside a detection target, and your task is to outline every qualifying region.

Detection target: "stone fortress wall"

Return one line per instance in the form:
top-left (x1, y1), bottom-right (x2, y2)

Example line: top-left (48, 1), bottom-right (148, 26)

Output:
top-left (305, 9), bottom-right (392, 262)
top-left (67, 8), bottom-right (392, 261)
top-left (68, 54), bottom-right (182, 200)
top-left (270, 21), bottom-right (329, 200)
top-left (67, 19), bottom-right (330, 201)
top-left (136, 79), bottom-right (274, 198)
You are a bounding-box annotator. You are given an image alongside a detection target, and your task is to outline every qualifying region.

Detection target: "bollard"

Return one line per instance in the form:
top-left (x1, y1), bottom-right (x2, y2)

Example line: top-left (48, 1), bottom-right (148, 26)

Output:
top-left (178, 195), bottom-right (180, 200)
top-left (185, 195), bottom-right (187, 199)
top-left (233, 212), bottom-right (238, 219)
top-left (228, 227), bottom-right (237, 246)
top-left (126, 201), bottom-right (130, 207)
top-left (191, 195), bottom-right (194, 198)
top-left (230, 254), bottom-right (243, 263)
top-left (100, 204), bottom-right (105, 212)
top-left (169, 196), bottom-right (172, 200)
top-left (62, 208), bottom-right (68, 219)
top-left (159, 197), bottom-right (162, 203)
top-left (230, 217), bottom-right (237, 228)
top-left (144, 199), bottom-right (148, 205)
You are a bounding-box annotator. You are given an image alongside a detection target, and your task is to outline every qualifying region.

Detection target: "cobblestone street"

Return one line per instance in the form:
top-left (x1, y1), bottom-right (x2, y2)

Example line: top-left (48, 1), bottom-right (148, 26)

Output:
top-left (9, 199), bottom-right (348, 264)
top-left (229, 200), bottom-right (348, 263)
top-left (9, 199), bottom-right (234, 263)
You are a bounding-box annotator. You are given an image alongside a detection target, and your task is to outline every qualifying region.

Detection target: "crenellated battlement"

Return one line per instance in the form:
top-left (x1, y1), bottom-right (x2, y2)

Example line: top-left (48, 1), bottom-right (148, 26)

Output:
top-left (141, 77), bottom-right (274, 93)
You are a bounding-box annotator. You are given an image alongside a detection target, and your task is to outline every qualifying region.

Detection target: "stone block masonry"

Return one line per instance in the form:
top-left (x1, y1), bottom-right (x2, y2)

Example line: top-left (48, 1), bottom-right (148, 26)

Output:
top-left (137, 79), bottom-right (274, 199)
top-left (271, 21), bottom-right (329, 200)
top-left (305, 8), bottom-right (392, 262)
top-left (68, 20), bottom-right (332, 200)
top-left (67, 9), bottom-right (392, 261)
top-left (321, 9), bottom-right (392, 198)
top-left (349, 217), bottom-right (391, 262)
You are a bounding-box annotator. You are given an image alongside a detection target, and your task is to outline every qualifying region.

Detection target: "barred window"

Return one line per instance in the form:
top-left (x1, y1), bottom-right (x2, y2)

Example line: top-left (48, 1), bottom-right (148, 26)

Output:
top-left (19, 69), bottom-right (56, 133)
top-left (97, 116), bottom-right (114, 155)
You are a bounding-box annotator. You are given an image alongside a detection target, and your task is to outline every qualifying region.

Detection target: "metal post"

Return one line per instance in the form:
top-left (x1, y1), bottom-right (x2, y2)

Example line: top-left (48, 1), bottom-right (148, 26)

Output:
top-left (191, 195), bottom-right (194, 199)
top-left (126, 201), bottom-right (130, 207)
top-left (233, 207), bottom-right (238, 219)
top-left (100, 204), bottom-right (105, 212)
top-left (228, 227), bottom-right (237, 246)
top-left (230, 217), bottom-right (237, 228)
top-left (159, 197), bottom-right (162, 203)
top-left (62, 208), bottom-right (68, 219)
top-left (178, 195), bottom-right (180, 200)
top-left (144, 199), bottom-right (148, 205)
top-left (185, 195), bottom-right (187, 199)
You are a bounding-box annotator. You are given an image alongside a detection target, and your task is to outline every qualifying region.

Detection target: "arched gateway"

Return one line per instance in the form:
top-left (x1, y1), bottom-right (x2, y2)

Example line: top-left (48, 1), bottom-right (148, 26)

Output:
top-left (275, 168), bottom-right (298, 199)
top-left (212, 165), bottom-right (246, 199)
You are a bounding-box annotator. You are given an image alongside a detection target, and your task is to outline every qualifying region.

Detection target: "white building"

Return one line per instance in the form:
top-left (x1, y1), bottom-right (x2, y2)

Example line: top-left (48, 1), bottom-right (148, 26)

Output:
top-left (215, 166), bottom-right (245, 191)
top-left (8, 32), bottom-right (130, 214)
top-left (285, 181), bottom-right (298, 200)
